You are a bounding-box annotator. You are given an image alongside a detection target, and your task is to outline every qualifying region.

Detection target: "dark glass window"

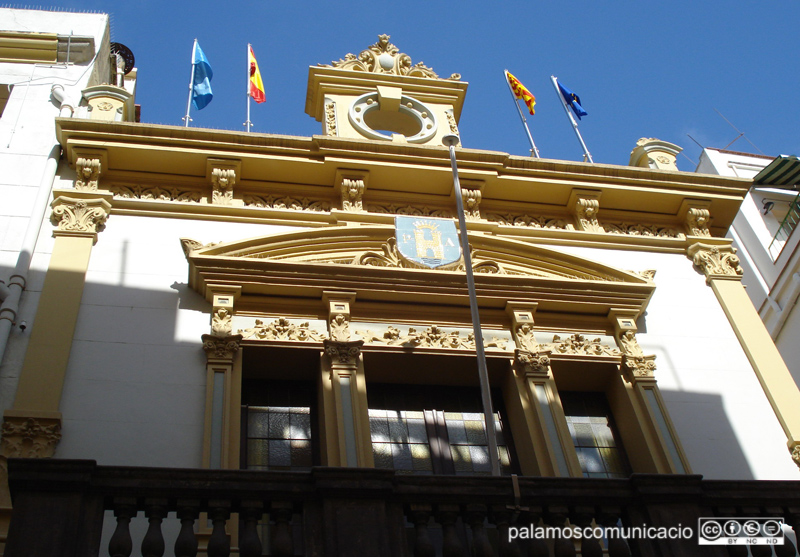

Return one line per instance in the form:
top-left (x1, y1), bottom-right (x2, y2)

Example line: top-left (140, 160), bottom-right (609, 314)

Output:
top-left (367, 384), bottom-right (515, 476)
top-left (241, 379), bottom-right (317, 471)
top-left (560, 391), bottom-right (630, 478)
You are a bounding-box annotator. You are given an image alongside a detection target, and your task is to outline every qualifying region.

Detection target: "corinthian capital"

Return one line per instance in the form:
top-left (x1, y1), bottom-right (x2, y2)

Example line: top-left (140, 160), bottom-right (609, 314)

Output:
top-left (323, 339), bottom-right (363, 367)
top-left (202, 334), bottom-right (243, 361)
top-left (50, 195), bottom-right (111, 242)
top-left (687, 243), bottom-right (743, 282)
top-left (515, 348), bottom-right (551, 376)
top-left (1, 414), bottom-right (62, 459)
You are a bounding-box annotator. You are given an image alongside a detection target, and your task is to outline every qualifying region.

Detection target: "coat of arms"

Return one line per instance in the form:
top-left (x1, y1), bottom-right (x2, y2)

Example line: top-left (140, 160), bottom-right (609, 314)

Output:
top-left (395, 216), bottom-right (461, 269)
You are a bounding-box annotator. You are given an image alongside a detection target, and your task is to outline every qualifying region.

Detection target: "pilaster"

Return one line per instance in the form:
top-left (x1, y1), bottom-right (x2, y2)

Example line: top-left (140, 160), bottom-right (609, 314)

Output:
top-left (687, 241), bottom-right (800, 470)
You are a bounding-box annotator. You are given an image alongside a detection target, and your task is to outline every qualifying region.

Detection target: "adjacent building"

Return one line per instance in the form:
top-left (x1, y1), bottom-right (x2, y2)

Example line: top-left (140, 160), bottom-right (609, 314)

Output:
top-left (1, 11), bottom-right (799, 556)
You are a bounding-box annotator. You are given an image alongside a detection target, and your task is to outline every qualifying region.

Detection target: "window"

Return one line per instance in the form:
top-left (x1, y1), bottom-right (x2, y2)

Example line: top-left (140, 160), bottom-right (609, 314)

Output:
top-left (367, 384), bottom-right (515, 475)
top-left (559, 391), bottom-right (630, 478)
top-left (240, 378), bottom-right (317, 471)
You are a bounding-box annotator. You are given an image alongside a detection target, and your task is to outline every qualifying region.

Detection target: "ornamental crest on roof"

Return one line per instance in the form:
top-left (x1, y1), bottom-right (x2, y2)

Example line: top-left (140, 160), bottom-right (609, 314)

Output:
top-left (322, 34), bottom-right (461, 80)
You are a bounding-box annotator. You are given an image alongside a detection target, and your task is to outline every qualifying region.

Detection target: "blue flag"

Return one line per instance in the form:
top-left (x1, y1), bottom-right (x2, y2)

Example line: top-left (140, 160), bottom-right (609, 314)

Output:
top-left (557, 81), bottom-right (587, 120)
top-left (191, 41), bottom-right (213, 110)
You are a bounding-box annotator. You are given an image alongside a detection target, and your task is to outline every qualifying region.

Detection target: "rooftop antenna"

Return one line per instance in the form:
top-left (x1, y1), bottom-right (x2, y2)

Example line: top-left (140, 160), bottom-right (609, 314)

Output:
top-left (713, 108), bottom-right (766, 155)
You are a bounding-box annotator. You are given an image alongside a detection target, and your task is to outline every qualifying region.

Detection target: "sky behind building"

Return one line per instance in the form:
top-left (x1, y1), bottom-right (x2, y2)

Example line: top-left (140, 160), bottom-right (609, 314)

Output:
top-left (8, 0), bottom-right (799, 169)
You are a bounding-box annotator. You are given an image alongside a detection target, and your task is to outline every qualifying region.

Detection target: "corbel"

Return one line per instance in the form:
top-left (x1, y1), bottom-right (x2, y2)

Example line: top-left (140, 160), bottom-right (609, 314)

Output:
top-left (72, 148), bottom-right (107, 191)
top-left (460, 179), bottom-right (484, 221)
top-left (206, 159), bottom-right (242, 207)
top-left (568, 189), bottom-right (603, 233)
top-left (208, 285), bottom-right (242, 337)
top-left (336, 169), bottom-right (369, 212)
top-left (323, 291), bottom-right (356, 343)
top-left (506, 302), bottom-right (551, 376)
top-left (608, 309), bottom-right (656, 381)
top-left (679, 199), bottom-right (712, 237)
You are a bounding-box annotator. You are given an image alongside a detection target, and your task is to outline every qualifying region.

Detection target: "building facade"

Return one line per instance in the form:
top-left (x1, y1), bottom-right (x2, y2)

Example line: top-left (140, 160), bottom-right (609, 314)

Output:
top-left (1, 14), bottom-right (800, 556)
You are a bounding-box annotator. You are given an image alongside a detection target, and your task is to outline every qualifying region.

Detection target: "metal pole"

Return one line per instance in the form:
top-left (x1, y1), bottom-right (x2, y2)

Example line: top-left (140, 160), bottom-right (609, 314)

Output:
top-left (245, 44), bottom-right (252, 132)
top-left (442, 134), bottom-right (501, 477)
top-left (504, 70), bottom-right (540, 158)
top-left (550, 76), bottom-right (593, 163)
top-left (183, 39), bottom-right (197, 128)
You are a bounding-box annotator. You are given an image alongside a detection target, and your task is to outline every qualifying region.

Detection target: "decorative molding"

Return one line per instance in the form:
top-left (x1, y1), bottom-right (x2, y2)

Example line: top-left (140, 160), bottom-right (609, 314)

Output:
top-left (322, 34), bottom-right (460, 80)
top-left (1, 416), bottom-right (61, 459)
top-left (637, 269), bottom-right (657, 282)
top-left (324, 101), bottom-right (338, 136)
top-left (324, 339), bottom-right (363, 366)
top-left (601, 222), bottom-right (682, 238)
top-left (791, 443), bottom-right (800, 470)
top-left (355, 324), bottom-right (507, 351)
top-left (341, 177), bottom-right (366, 212)
top-left (243, 194), bottom-right (330, 212)
top-left (329, 314), bottom-right (350, 342)
top-left (515, 349), bottom-right (551, 375)
top-left (211, 308), bottom-right (233, 337)
top-left (687, 243), bottom-right (743, 281)
top-left (201, 334), bottom-right (242, 360)
top-left (366, 204), bottom-right (452, 218)
top-left (574, 196), bottom-right (603, 233)
top-left (515, 322), bottom-right (540, 353)
top-left (445, 110), bottom-right (459, 135)
top-left (211, 167), bottom-right (236, 206)
top-left (74, 157), bottom-right (101, 191)
top-left (486, 213), bottom-right (569, 229)
top-left (355, 236), bottom-right (505, 275)
top-left (238, 317), bottom-right (327, 342)
top-left (686, 207), bottom-right (711, 237)
top-left (50, 196), bottom-right (111, 239)
top-left (616, 330), bottom-right (657, 379)
top-left (109, 184), bottom-right (201, 202)
top-left (544, 333), bottom-right (620, 357)
top-left (462, 188), bottom-right (481, 221)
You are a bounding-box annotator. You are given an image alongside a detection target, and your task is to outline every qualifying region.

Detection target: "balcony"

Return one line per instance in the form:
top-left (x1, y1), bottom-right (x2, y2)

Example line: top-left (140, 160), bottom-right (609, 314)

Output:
top-left (5, 458), bottom-right (800, 556)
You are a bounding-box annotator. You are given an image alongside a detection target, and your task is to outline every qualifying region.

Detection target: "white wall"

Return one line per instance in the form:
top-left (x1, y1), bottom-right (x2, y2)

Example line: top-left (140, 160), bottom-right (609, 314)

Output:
top-left (559, 244), bottom-right (799, 480)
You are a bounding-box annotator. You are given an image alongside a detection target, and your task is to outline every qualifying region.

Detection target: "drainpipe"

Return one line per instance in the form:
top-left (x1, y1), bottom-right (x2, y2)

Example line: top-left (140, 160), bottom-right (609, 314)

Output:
top-left (0, 84), bottom-right (72, 367)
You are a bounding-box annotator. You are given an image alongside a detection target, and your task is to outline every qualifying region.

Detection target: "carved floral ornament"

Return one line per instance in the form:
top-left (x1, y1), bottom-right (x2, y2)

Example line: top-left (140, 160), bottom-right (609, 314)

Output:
top-left (687, 243), bottom-right (743, 280)
top-left (515, 349), bottom-right (551, 374)
top-left (75, 157), bottom-right (101, 191)
top-left (792, 443), bottom-right (800, 469)
top-left (1, 416), bottom-right (62, 458)
top-left (51, 196), bottom-right (111, 237)
top-left (355, 325), bottom-right (508, 351)
top-left (323, 34), bottom-right (461, 80)
top-left (202, 334), bottom-right (242, 360)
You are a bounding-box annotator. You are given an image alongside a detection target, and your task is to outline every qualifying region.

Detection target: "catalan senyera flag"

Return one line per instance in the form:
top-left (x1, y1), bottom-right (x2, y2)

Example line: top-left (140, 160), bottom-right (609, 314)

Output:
top-left (505, 70), bottom-right (536, 115)
top-left (248, 45), bottom-right (266, 104)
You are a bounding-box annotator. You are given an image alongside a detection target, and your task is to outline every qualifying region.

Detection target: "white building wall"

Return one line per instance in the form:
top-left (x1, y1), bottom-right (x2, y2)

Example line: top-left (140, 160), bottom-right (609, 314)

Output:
top-left (560, 244), bottom-right (799, 480)
top-left (54, 214), bottom-right (297, 467)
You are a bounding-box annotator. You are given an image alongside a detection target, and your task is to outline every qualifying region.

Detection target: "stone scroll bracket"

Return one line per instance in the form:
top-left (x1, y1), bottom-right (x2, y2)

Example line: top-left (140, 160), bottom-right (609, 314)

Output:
top-left (568, 189), bottom-right (603, 233)
top-left (608, 309), bottom-right (656, 382)
top-left (336, 169), bottom-right (369, 212)
top-left (208, 285), bottom-right (241, 338)
top-left (323, 291), bottom-right (356, 343)
top-left (72, 148), bottom-right (107, 192)
top-left (505, 301), bottom-right (539, 353)
top-left (206, 158), bottom-right (242, 207)
top-left (680, 199), bottom-right (712, 237)
top-left (459, 179), bottom-right (484, 221)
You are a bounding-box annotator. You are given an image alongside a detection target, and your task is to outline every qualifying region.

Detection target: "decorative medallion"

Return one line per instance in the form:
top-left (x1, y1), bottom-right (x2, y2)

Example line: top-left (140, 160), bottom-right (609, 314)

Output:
top-left (348, 91), bottom-right (438, 143)
top-left (394, 216), bottom-right (461, 269)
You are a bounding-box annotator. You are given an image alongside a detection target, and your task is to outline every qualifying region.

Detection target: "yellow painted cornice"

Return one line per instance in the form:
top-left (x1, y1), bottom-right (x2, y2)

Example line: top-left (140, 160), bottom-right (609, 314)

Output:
top-left (0, 31), bottom-right (57, 63)
top-left (56, 118), bottom-right (751, 235)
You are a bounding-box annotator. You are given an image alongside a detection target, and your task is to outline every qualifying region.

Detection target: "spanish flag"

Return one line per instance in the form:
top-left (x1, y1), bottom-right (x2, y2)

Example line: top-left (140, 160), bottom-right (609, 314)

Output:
top-left (248, 45), bottom-right (266, 104)
top-left (505, 70), bottom-right (535, 115)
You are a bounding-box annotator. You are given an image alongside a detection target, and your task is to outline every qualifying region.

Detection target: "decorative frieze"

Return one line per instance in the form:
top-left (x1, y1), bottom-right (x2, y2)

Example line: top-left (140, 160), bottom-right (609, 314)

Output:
top-left (486, 213), bottom-right (569, 229)
top-left (201, 334), bottom-right (242, 360)
top-left (50, 196), bottom-right (111, 240)
top-left (602, 222), bottom-right (681, 238)
top-left (239, 317), bottom-right (326, 342)
top-left (354, 324), bottom-right (507, 350)
top-left (74, 157), bottom-right (101, 191)
top-left (544, 333), bottom-right (620, 357)
top-left (110, 185), bottom-right (201, 203)
top-left (243, 194), bottom-right (330, 212)
top-left (366, 204), bottom-right (452, 218)
top-left (687, 243), bottom-right (743, 281)
top-left (1, 415), bottom-right (62, 459)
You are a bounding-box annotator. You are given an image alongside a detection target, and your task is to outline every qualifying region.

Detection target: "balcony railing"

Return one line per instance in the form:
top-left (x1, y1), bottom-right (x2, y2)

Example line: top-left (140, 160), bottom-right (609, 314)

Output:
top-left (768, 192), bottom-right (800, 259)
top-left (5, 458), bottom-right (800, 557)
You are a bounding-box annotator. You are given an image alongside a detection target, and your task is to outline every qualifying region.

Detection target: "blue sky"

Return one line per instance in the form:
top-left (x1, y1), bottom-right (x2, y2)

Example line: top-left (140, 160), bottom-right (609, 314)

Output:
top-left (23, 1), bottom-right (800, 169)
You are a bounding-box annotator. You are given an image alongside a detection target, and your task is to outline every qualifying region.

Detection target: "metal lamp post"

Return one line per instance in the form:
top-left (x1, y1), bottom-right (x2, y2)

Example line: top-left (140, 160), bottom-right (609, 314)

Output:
top-left (442, 134), bottom-right (501, 477)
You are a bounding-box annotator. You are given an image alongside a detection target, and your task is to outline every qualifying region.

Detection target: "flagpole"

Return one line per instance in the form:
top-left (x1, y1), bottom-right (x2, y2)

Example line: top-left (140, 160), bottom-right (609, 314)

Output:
top-left (550, 75), bottom-right (593, 163)
top-left (245, 44), bottom-right (253, 132)
top-left (443, 133), bottom-right (501, 477)
top-left (504, 70), bottom-right (540, 158)
top-left (183, 39), bottom-right (197, 128)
